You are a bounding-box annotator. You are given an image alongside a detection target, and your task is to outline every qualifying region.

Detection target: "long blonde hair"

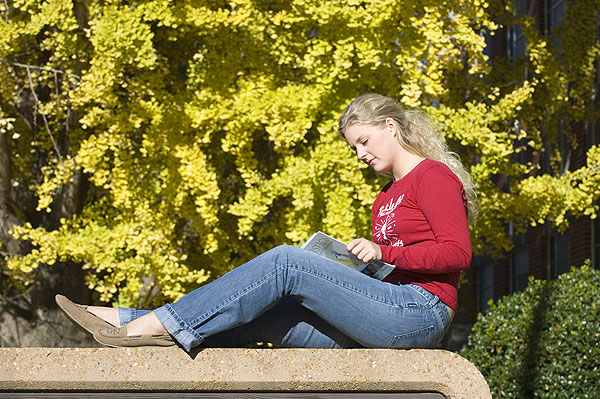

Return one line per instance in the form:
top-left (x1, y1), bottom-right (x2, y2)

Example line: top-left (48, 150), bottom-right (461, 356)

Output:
top-left (339, 93), bottom-right (478, 221)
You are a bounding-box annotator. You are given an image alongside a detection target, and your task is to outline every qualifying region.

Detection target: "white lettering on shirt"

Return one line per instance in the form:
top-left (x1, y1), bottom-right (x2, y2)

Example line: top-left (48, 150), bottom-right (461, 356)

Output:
top-left (377, 195), bottom-right (404, 218)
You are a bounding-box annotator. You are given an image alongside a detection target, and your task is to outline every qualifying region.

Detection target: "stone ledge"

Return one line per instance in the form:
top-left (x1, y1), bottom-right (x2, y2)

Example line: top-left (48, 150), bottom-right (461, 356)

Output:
top-left (0, 348), bottom-right (491, 398)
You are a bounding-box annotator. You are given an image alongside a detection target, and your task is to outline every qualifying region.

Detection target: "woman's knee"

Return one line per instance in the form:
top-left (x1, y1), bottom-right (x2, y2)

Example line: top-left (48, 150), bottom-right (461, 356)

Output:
top-left (266, 244), bottom-right (303, 259)
top-left (257, 245), bottom-right (308, 269)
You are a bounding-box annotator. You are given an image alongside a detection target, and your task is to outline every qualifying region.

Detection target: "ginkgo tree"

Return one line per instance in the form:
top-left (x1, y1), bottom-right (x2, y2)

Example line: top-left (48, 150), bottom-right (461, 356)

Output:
top-left (1, 0), bottom-right (599, 318)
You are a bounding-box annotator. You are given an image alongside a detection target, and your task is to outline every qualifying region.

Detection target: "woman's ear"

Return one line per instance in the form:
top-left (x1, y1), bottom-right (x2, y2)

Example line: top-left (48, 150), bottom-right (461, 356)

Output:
top-left (385, 117), bottom-right (397, 137)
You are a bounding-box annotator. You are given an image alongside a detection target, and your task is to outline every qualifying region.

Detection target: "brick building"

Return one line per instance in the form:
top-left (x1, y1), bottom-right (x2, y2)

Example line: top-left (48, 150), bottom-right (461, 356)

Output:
top-left (444, 0), bottom-right (600, 351)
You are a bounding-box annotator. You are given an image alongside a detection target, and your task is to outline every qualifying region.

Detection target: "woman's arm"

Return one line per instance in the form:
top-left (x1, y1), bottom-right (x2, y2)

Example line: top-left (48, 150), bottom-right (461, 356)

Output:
top-left (378, 167), bottom-right (472, 273)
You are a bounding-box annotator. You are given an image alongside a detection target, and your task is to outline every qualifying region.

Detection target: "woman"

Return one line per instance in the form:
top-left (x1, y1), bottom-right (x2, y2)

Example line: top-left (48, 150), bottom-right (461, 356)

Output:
top-left (56, 93), bottom-right (476, 351)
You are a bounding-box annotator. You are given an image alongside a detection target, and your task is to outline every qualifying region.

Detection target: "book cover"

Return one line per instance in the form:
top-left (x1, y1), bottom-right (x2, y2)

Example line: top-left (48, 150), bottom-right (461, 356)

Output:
top-left (301, 231), bottom-right (394, 280)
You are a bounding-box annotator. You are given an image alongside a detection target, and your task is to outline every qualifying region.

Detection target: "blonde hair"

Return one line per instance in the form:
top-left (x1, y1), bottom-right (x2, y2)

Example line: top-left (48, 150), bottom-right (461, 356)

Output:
top-left (339, 93), bottom-right (478, 221)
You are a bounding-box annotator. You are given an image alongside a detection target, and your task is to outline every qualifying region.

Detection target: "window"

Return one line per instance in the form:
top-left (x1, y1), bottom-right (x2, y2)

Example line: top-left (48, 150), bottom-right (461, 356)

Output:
top-left (549, 231), bottom-right (570, 278)
top-left (508, 0), bottom-right (527, 59)
top-left (593, 19), bottom-right (600, 95)
top-left (591, 118), bottom-right (600, 150)
top-left (512, 247), bottom-right (529, 292)
top-left (590, 85), bottom-right (600, 150)
top-left (547, 0), bottom-right (566, 51)
top-left (509, 25), bottom-right (527, 60)
top-left (511, 233), bottom-right (529, 292)
top-left (512, 119), bottom-right (530, 166)
top-left (557, 122), bottom-right (571, 175)
top-left (476, 256), bottom-right (494, 313)
top-left (541, 119), bottom-right (570, 176)
top-left (481, 27), bottom-right (493, 62)
top-left (597, 23), bottom-right (600, 88)
top-left (507, 0), bottom-right (528, 78)
top-left (547, 0), bottom-right (566, 31)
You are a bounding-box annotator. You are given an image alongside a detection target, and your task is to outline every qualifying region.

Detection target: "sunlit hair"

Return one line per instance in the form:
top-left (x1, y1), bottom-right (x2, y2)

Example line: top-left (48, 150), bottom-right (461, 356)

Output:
top-left (339, 93), bottom-right (478, 221)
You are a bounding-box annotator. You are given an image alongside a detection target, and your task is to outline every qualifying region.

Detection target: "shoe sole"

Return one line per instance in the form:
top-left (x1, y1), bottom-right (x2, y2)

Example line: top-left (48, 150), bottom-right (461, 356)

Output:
top-left (93, 327), bottom-right (176, 348)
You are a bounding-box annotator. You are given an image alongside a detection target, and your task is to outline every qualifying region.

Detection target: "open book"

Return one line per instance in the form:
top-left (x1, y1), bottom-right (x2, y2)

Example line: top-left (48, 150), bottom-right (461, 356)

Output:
top-left (301, 231), bottom-right (395, 280)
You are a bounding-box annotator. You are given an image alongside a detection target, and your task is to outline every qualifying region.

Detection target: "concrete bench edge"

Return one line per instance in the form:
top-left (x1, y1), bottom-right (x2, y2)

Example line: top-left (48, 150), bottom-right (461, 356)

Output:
top-left (0, 347), bottom-right (491, 399)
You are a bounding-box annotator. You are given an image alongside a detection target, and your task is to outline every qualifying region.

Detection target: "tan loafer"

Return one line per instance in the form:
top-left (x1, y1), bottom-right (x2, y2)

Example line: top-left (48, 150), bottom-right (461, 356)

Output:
top-left (93, 325), bottom-right (176, 347)
top-left (55, 294), bottom-right (115, 335)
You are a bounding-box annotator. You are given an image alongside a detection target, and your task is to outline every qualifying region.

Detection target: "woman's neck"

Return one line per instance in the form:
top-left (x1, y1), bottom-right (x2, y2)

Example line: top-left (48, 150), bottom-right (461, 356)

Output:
top-left (393, 151), bottom-right (426, 181)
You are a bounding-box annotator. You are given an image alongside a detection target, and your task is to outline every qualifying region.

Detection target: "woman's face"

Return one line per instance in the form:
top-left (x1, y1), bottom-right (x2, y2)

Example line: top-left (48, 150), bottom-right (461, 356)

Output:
top-left (344, 120), bottom-right (401, 175)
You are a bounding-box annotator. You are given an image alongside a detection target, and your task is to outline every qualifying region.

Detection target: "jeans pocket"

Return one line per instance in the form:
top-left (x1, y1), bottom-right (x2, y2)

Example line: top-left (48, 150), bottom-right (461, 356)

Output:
top-left (388, 325), bottom-right (434, 349)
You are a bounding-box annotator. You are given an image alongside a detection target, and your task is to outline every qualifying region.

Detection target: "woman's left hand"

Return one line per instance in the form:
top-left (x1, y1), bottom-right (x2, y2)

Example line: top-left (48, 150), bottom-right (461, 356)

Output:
top-left (347, 238), bottom-right (382, 263)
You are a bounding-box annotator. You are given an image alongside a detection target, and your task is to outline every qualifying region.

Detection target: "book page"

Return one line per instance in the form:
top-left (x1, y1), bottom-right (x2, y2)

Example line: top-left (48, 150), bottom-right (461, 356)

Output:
top-left (301, 231), bottom-right (395, 280)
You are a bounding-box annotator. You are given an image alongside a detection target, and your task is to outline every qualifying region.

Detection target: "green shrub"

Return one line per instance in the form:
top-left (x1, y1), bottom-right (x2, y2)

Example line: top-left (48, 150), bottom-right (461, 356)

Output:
top-left (460, 263), bottom-right (600, 399)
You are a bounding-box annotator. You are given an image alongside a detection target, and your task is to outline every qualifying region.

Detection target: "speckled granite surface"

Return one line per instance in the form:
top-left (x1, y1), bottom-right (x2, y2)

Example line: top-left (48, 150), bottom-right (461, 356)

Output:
top-left (0, 348), bottom-right (491, 398)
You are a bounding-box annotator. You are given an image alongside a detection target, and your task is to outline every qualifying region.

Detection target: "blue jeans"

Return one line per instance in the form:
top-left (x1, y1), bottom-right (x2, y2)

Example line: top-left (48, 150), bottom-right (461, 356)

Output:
top-left (118, 245), bottom-right (451, 352)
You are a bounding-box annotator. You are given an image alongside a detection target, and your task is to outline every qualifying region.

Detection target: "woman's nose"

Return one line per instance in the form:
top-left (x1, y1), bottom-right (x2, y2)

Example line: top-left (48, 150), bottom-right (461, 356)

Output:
top-left (356, 148), bottom-right (366, 160)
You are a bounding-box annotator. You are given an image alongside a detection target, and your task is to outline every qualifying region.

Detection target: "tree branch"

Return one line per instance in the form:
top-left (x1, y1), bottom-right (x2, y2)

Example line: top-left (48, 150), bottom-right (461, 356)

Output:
top-left (2, 0), bottom-right (8, 23)
top-left (0, 59), bottom-right (81, 80)
top-left (25, 65), bottom-right (63, 160)
top-left (1, 59), bottom-right (82, 160)
top-left (2, 59), bottom-right (87, 226)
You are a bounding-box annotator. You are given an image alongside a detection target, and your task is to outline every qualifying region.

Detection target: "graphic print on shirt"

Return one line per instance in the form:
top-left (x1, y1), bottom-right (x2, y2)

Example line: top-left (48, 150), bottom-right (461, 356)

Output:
top-left (377, 194), bottom-right (404, 218)
top-left (374, 195), bottom-right (405, 246)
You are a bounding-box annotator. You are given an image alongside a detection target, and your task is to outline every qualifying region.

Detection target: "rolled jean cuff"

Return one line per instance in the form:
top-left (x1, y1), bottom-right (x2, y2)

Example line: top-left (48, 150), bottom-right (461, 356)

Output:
top-left (154, 303), bottom-right (204, 352)
top-left (118, 307), bottom-right (137, 326)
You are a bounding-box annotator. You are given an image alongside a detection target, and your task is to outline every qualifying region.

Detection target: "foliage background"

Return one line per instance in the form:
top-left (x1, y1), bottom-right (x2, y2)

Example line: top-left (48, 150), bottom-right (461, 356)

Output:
top-left (1, 0), bottom-right (600, 345)
top-left (460, 263), bottom-right (600, 399)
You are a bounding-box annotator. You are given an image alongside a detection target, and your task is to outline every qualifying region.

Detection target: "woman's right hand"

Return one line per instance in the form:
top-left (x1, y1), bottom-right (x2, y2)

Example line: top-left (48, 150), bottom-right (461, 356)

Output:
top-left (347, 238), bottom-right (382, 263)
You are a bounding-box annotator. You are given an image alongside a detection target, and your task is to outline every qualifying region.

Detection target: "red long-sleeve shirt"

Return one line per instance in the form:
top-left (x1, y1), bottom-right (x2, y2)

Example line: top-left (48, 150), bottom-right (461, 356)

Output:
top-left (372, 159), bottom-right (472, 311)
